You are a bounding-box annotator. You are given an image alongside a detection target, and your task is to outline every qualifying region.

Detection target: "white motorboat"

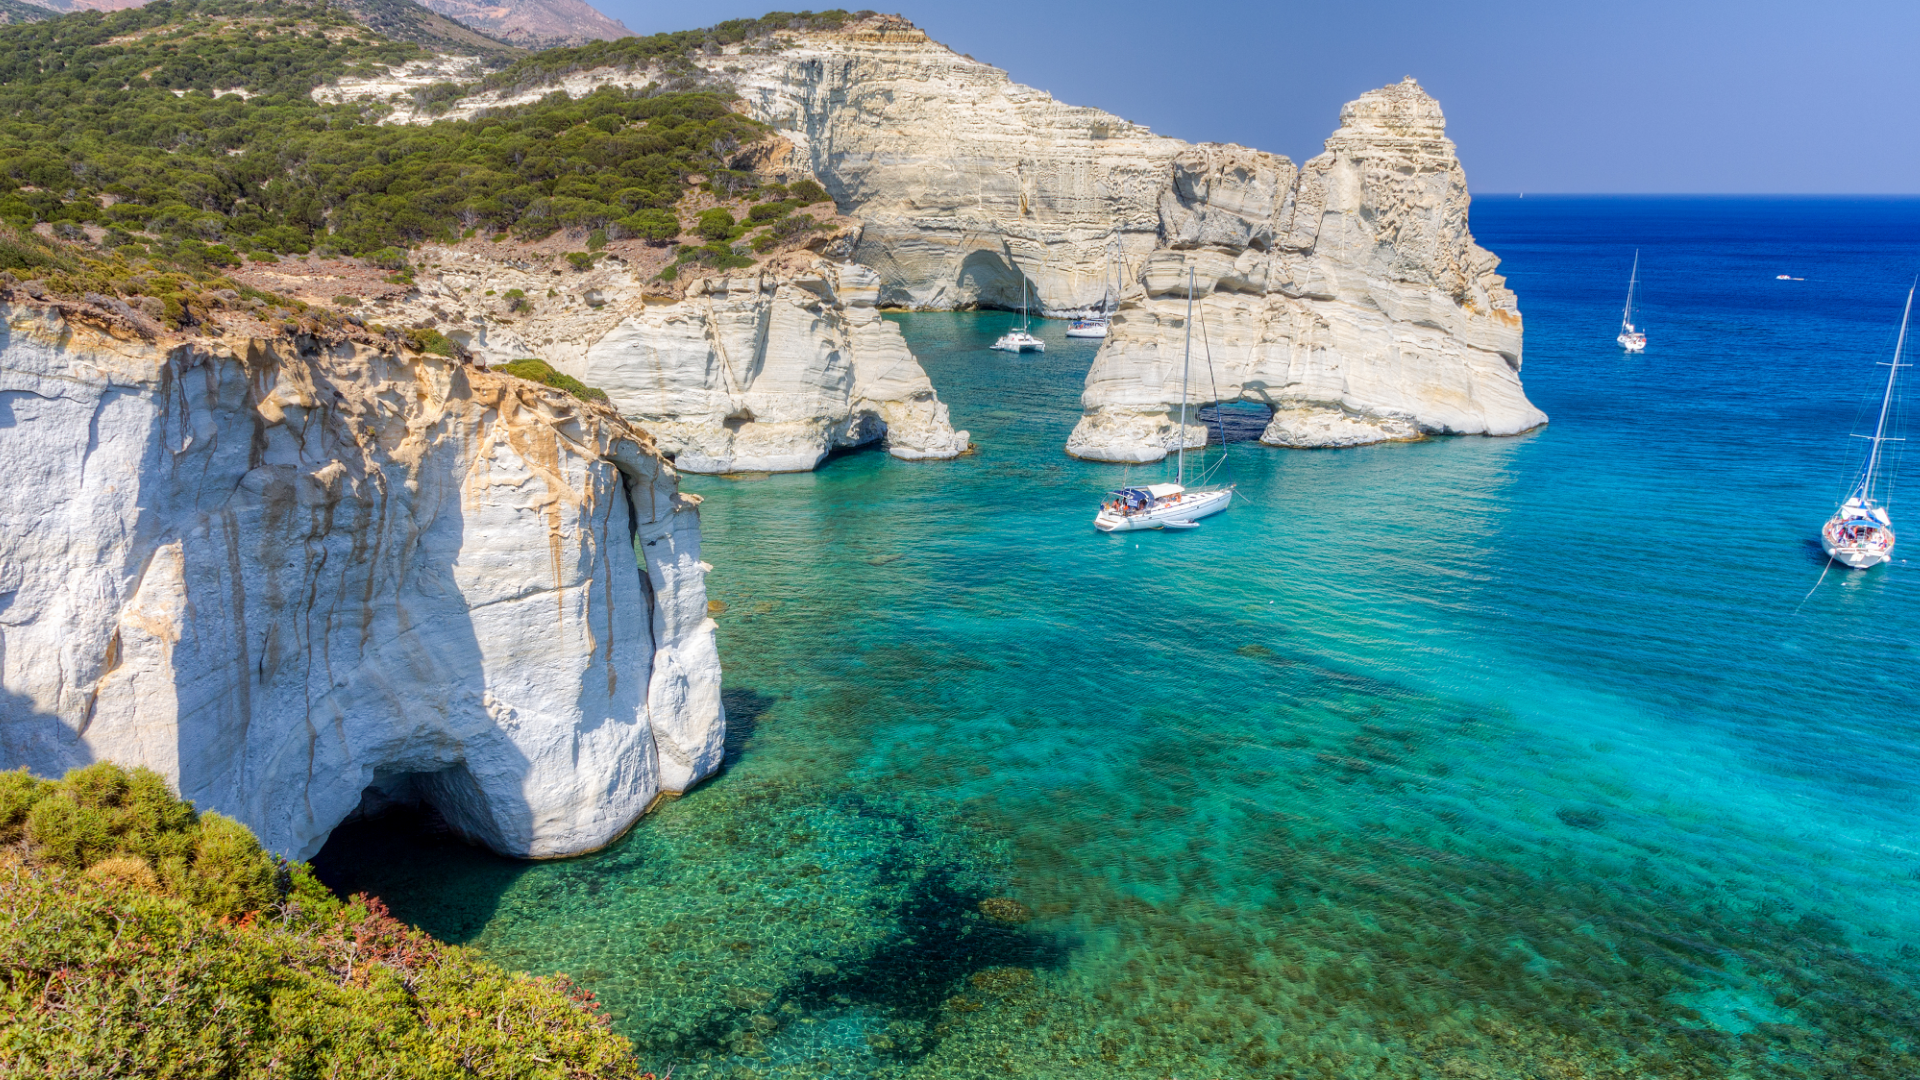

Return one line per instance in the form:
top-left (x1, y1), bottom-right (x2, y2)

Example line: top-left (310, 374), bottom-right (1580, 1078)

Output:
top-left (1820, 283), bottom-right (1912, 569)
top-left (1618, 250), bottom-right (1647, 352)
top-left (1093, 266), bottom-right (1233, 533)
top-left (1065, 318), bottom-right (1108, 339)
top-left (991, 279), bottom-right (1046, 353)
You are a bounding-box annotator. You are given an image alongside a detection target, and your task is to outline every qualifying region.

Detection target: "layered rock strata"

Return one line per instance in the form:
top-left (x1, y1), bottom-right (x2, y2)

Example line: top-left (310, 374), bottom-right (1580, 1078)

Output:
top-left (578, 262), bottom-right (969, 473)
top-left (0, 303), bottom-right (724, 859)
top-left (322, 17), bottom-right (1540, 454)
top-left (295, 249), bottom-right (969, 474)
top-left (366, 17), bottom-right (1182, 315)
top-left (1069, 80), bottom-right (1545, 458)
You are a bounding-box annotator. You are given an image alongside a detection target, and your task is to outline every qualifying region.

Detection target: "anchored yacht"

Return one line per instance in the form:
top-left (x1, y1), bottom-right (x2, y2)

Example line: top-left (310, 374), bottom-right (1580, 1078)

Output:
top-left (1094, 267), bottom-right (1234, 532)
top-left (1820, 283), bottom-right (1912, 569)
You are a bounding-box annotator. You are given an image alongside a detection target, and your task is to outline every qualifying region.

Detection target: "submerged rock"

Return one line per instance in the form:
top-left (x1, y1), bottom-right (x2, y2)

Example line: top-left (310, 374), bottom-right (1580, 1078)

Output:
top-left (978, 897), bottom-right (1033, 924)
top-left (0, 302), bottom-right (724, 859)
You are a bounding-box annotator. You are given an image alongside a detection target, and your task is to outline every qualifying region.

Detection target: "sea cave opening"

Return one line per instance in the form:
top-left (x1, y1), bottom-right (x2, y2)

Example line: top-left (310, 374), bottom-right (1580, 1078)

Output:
top-left (1197, 400), bottom-right (1273, 444)
top-left (308, 767), bottom-right (529, 943)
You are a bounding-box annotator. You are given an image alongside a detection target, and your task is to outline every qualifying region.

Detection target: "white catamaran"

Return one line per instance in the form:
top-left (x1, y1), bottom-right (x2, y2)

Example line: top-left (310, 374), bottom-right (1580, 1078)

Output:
top-left (1820, 283), bottom-right (1913, 569)
top-left (1618, 250), bottom-right (1647, 353)
top-left (992, 278), bottom-right (1045, 353)
top-left (1093, 268), bottom-right (1234, 532)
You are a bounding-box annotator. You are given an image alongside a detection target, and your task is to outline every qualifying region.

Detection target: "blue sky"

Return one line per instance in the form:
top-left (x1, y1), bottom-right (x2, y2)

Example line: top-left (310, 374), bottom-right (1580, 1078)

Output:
top-left (588, 0), bottom-right (1919, 194)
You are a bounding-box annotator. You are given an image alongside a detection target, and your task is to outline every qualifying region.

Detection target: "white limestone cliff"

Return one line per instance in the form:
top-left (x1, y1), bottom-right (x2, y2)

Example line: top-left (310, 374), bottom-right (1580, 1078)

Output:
top-left (1068, 80), bottom-right (1546, 458)
top-left (0, 302), bottom-right (724, 859)
top-left (318, 18), bottom-right (1540, 456)
top-left (355, 18), bottom-right (1180, 316)
top-left (320, 249), bottom-right (969, 475)
top-left (578, 262), bottom-right (969, 473)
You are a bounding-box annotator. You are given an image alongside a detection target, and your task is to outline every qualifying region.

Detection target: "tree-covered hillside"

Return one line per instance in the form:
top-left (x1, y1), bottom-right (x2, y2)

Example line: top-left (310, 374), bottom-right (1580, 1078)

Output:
top-left (0, 764), bottom-right (651, 1076)
top-left (0, 0), bottom-right (767, 266)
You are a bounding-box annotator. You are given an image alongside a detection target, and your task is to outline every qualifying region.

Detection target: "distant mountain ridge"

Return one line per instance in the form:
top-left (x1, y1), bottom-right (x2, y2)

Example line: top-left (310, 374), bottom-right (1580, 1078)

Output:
top-left (13, 0), bottom-right (629, 49)
top-left (412, 0), bottom-right (630, 46)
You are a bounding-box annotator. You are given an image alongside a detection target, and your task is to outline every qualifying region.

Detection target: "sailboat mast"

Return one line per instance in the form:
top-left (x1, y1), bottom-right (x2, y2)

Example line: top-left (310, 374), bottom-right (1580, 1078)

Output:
top-left (1862, 283), bottom-right (1915, 503)
top-left (1623, 251), bottom-right (1639, 330)
top-left (1178, 267), bottom-right (1193, 485)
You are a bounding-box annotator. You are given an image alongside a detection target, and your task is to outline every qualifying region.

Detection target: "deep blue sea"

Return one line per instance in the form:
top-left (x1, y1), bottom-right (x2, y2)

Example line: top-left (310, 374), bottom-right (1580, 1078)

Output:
top-left (317, 197), bottom-right (1920, 1079)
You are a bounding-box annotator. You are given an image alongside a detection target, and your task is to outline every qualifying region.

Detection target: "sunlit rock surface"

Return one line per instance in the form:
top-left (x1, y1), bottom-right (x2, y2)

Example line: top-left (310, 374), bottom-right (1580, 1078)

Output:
top-left (0, 303), bottom-right (723, 859)
top-left (1068, 81), bottom-right (1546, 459)
top-left (354, 252), bottom-right (968, 474)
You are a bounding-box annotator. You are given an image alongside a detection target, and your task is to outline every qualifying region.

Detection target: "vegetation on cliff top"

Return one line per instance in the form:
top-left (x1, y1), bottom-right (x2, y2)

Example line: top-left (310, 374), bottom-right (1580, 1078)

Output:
top-left (478, 9), bottom-right (863, 93)
top-left (0, 763), bottom-right (650, 1077)
top-left (0, 0), bottom-right (766, 263)
top-left (500, 357), bottom-right (610, 403)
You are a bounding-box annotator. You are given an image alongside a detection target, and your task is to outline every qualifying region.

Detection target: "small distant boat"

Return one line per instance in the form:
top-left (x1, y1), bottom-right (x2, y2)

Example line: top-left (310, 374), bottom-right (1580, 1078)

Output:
top-left (1094, 267), bottom-right (1233, 533)
top-left (1618, 250), bottom-right (1647, 353)
top-left (1820, 283), bottom-right (1912, 569)
top-left (1066, 235), bottom-right (1119, 339)
top-left (992, 279), bottom-right (1045, 353)
top-left (1777, 274), bottom-right (1804, 281)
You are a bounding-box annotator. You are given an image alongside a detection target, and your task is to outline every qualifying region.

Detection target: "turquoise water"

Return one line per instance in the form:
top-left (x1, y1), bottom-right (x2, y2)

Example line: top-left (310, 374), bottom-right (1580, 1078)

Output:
top-left (316, 198), bottom-right (1920, 1078)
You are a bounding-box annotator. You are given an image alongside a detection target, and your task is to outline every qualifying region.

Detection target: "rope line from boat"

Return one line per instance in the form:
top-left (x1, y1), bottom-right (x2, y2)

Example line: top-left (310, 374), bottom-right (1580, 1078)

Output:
top-left (1795, 556), bottom-right (1837, 614)
top-left (1194, 293), bottom-right (1234, 486)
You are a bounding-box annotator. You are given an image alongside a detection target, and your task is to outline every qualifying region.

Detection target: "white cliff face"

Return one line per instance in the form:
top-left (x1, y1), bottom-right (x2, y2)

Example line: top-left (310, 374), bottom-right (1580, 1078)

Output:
top-left (722, 21), bottom-right (1183, 316)
top-left (0, 304), bottom-right (724, 859)
top-left (579, 262), bottom-right (968, 473)
top-left (318, 21), bottom-right (1539, 456)
top-left (344, 251), bottom-right (968, 475)
top-left (339, 20), bottom-right (1181, 317)
top-left (1068, 81), bottom-right (1546, 459)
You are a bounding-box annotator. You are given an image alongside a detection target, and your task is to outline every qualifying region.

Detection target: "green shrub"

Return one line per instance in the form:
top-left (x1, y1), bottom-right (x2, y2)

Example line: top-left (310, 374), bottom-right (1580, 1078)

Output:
top-left (586, 228), bottom-right (608, 251)
top-left (772, 213), bottom-right (821, 240)
top-left (695, 208), bottom-right (736, 241)
top-left (403, 327), bottom-right (456, 356)
top-left (503, 287), bottom-right (529, 312)
top-left (0, 763), bottom-right (651, 1077)
top-left (620, 209), bottom-right (681, 244)
top-left (0, 768), bottom-right (43, 844)
top-left (499, 358), bottom-right (610, 404)
top-left (747, 200), bottom-right (792, 222)
top-left (786, 178), bottom-right (830, 205)
top-left (565, 251), bottom-right (599, 271)
top-left (8, 762), bottom-right (274, 919)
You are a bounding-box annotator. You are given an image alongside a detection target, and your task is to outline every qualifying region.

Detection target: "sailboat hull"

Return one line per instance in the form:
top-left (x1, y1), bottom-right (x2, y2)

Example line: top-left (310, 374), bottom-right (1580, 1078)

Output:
top-left (1094, 487), bottom-right (1233, 532)
top-left (1821, 515), bottom-right (1894, 568)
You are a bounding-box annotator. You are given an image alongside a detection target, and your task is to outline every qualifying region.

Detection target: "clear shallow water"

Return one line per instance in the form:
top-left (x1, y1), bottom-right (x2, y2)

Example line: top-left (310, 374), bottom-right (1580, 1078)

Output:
top-left (316, 198), bottom-right (1920, 1078)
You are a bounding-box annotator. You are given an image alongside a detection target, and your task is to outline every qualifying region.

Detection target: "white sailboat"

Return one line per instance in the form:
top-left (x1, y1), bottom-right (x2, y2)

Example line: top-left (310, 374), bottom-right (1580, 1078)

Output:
top-left (991, 278), bottom-right (1045, 352)
top-left (1094, 268), bottom-right (1234, 532)
top-left (1820, 283), bottom-right (1912, 569)
top-left (1618, 251), bottom-right (1647, 352)
top-left (1067, 235), bottom-right (1118, 339)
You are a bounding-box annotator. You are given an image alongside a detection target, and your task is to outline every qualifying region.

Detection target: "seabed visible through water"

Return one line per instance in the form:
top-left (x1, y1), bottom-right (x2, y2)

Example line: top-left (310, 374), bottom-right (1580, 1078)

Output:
top-left (317, 198), bottom-right (1920, 1079)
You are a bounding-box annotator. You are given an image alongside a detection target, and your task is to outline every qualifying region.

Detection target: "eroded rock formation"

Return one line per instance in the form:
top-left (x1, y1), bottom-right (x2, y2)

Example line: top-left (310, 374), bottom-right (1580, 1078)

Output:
top-left (309, 249), bottom-right (969, 475)
top-left (0, 303), bottom-right (723, 859)
top-left (326, 17), bottom-right (1540, 456)
top-left (579, 262), bottom-right (969, 473)
top-left (1069, 80), bottom-right (1546, 459)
